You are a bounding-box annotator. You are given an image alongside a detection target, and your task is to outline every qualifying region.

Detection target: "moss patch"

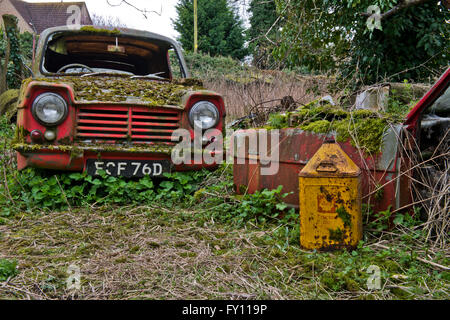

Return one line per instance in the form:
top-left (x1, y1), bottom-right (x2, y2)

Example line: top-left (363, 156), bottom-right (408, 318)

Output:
top-left (0, 89), bottom-right (19, 119)
top-left (12, 142), bottom-right (174, 155)
top-left (329, 228), bottom-right (345, 242)
top-left (79, 26), bottom-right (121, 35)
top-left (265, 100), bottom-right (403, 154)
top-left (27, 76), bottom-right (204, 107)
top-left (337, 206), bottom-right (352, 228)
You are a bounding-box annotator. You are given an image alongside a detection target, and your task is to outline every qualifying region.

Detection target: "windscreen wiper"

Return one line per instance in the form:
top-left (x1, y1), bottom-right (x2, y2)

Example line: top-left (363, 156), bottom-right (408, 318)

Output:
top-left (130, 72), bottom-right (166, 80)
top-left (81, 72), bottom-right (111, 78)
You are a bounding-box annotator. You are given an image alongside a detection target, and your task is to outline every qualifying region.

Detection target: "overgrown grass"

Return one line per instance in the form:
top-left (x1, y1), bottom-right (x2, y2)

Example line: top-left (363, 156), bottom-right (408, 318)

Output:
top-left (0, 199), bottom-right (448, 299)
top-left (1, 160), bottom-right (293, 228)
top-left (0, 162), bottom-right (448, 299)
top-left (0, 104), bottom-right (448, 300)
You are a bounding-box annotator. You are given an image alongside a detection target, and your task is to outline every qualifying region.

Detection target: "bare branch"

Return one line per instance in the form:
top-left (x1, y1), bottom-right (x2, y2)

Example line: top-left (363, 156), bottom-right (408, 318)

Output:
top-left (106, 0), bottom-right (162, 19)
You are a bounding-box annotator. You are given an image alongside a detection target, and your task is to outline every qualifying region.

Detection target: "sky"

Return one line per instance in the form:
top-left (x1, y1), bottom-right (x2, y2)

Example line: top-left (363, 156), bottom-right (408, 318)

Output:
top-left (25, 0), bottom-right (181, 40)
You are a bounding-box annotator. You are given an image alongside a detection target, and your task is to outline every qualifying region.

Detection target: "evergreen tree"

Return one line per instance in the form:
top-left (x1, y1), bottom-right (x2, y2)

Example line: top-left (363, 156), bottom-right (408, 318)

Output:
top-left (247, 0), bottom-right (279, 69)
top-left (173, 0), bottom-right (247, 60)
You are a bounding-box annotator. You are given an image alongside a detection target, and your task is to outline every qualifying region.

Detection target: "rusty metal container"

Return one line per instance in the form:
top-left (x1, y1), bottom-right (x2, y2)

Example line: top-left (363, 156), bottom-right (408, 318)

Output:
top-left (233, 127), bottom-right (411, 215)
top-left (299, 140), bottom-right (362, 250)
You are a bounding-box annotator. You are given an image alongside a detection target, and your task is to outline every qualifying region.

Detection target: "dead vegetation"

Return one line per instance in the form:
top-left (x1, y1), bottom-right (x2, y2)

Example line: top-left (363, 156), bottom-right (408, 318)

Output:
top-left (409, 132), bottom-right (449, 249)
top-left (203, 71), bottom-right (334, 121)
top-left (0, 202), bottom-right (448, 300)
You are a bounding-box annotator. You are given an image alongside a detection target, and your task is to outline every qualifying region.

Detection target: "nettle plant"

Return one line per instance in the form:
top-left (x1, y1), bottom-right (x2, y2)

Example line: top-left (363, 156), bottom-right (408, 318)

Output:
top-left (1, 158), bottom-right (294, 231)
top-left (1, 168), bottom-right (209, 214)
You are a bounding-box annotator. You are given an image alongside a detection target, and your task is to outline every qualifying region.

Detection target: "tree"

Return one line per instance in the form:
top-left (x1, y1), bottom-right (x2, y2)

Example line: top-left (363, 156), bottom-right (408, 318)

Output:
top-left (273, 0), bottom-right (449, 86)
top-left (1, 15), bottom-right (21, 94)
top-left (91, 13), bottom-right (128, 28)
top-left (1, 15), bottom-right (35, 95)
top-left (173, 0), bottom-right (247, 60)
top-left (247, 0), bottom-right (280, 69)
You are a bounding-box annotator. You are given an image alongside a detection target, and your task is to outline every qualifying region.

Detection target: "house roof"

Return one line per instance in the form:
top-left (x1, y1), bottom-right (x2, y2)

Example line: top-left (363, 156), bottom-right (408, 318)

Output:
top-left (9, 0), bottom-right (93, 34)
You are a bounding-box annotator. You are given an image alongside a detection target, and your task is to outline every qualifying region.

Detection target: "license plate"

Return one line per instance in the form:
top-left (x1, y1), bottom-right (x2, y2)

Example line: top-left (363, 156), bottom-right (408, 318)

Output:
top-left (86, 160), bottom-right (171, 178)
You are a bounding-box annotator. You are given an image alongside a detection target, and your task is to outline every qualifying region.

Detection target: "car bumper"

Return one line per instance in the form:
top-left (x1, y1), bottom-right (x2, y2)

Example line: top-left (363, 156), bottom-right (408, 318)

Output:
top-left (13, 143), bottom-right (219, 172)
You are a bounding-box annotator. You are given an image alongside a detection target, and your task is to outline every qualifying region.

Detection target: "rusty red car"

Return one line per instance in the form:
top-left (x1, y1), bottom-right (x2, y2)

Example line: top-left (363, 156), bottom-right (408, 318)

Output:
top-left (233, 68), bottom-right (449, 214)
top-left (13, 26), bottom-right (225, 178)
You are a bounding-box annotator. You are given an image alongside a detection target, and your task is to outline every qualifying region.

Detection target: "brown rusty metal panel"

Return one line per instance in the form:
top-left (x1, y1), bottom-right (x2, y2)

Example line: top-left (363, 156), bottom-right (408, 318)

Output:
top-left (233, 126), bottom-right (410, 213)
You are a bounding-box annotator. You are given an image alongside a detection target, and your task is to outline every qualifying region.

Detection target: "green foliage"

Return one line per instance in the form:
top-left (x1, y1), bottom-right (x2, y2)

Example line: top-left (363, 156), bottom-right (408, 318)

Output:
top-left (188, 169), bottom-right (296, 227)
top-left (386, 96), bottom-right (410, 115)
top-left (234, 186), bottom-right (294, 225)
top-left (0, 259), bottom-right (18, 281)
top-left (0, 112), bottom-right (447, 299)
top-left (365, 205), bottom-right (424, 234)
top-left (1, 24), bottom-right (34, 91)
top-left (267, 113), bottom-right (289, 128)
top-left (374, 183), bottom-right (384, 201)
top-left (0, 168), bottom-right (210, 215)
top-left (329, 227), bottom-right (345, 241)
top-left (172, 51), bottom-right (248, 80)
top-left (0, 113), bottom-right (14, 142)
top-left (2, 20), bottom-right (22, 89)
top-left (386, 81), bottom-right (419, 115)
top-left (173, 0), bottom-right (247, 60)
top-left (274, 0), bottom-right (450, 86)
top-left (247, 0), bottom-right (280, 69)
top-left (18, 32), bottom-right (34, 62)
top-left (300, 119), bottom-right (332, 134)
top-left (0, 149), bottom-right (293, 230)
top-left (0, 29), bottom-right (4, 57)
top-left (367, 206), bottom-right (393, 232)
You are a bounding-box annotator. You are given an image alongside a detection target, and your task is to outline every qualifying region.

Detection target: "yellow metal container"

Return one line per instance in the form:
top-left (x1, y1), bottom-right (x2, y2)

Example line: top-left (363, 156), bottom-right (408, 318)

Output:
top-left (299, 141), bottom-right (362, 250)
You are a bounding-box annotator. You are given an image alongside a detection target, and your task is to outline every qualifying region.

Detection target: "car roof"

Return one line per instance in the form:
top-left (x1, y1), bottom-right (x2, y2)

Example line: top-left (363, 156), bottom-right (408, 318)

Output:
top-left (39, 25), bottom-right (180, 47)
top-left (35, 25), bottom-right (189, 77)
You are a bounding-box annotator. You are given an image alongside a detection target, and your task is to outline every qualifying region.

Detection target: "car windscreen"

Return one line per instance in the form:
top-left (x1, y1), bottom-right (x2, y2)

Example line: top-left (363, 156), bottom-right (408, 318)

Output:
top-left (41, 32), bottom-right (173, 78)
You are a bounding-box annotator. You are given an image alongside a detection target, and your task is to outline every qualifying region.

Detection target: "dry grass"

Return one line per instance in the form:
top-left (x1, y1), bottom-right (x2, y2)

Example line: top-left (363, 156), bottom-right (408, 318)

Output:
top-left (0, 206), bottom-right (312, 299)
top-left (203, 72), bottom-right (335, 120)
top-left (407, 129), bottom-right (450, 249)
top-left (0, 203), bottom-right (448, 300)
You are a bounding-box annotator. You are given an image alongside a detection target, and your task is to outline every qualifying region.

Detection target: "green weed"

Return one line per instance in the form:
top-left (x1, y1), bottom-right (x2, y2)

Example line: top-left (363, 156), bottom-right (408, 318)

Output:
top-left (0, 259), bottom-right (18, 281)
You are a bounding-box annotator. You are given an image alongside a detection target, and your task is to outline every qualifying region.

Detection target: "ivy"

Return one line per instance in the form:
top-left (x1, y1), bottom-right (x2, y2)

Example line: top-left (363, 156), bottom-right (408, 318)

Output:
top-left (4, 26), bottom-right (22, 89)
top-left (1, 20), bottom-right (33, 92)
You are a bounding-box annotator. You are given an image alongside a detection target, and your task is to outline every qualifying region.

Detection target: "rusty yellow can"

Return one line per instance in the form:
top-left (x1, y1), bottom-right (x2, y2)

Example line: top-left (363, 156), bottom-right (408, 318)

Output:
top-left (299, 140), bottom-right (362, 250)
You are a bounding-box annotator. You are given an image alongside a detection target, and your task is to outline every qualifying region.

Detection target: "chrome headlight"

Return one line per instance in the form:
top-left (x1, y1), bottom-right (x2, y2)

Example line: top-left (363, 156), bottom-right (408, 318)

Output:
top-left (32, 93), bottom-right (68, 126)
top-left (189, 101), bottom-right (219, 130)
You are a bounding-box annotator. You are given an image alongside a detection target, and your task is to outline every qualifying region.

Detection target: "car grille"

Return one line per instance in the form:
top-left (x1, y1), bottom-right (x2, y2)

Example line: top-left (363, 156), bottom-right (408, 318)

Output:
top-left (76, 105), bottom-right (181, 144)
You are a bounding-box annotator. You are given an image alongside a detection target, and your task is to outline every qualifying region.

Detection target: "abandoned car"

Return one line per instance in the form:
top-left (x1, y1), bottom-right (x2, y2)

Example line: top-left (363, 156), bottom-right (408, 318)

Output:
top-left (233, 68), bottom-right (450, 214)
top-left (12, 26), bottom-right (225, 177)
